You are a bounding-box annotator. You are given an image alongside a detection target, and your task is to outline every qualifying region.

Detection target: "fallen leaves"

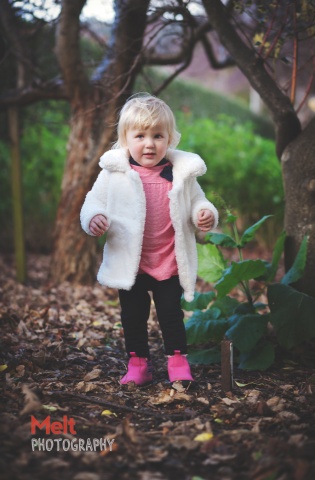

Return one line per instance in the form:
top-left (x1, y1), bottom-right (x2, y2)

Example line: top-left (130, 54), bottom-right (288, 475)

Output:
top-left (75, 381), bottom-right (98, 393)
top-left (148, 388), bottom-right (192, 406)
top-left (83, 369), bottom-right (102, 382)
top-left (193, 432), bottom-right (214, 442)
top-left (1, 254), bottom-right (315, 480)
top-left (101, 410), bottom-right (117, 417)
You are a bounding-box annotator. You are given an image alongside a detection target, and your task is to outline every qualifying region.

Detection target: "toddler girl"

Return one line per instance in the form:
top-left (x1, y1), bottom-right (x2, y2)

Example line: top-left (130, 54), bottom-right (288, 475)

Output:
top-left (80, 94), bottom-right (218, 386)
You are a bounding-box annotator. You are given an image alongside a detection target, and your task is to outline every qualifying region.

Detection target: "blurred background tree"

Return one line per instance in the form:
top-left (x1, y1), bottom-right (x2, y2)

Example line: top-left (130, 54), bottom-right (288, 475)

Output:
top-left (1, 0), bottom-right (315, 296)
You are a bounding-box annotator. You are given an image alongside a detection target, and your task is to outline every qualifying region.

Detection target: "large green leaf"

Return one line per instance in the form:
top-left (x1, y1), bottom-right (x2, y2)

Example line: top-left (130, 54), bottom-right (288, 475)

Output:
top-left (268, 230), bottom-right (286, 281)
top-left (225, 313), bottom-right (269, 353)
top-left (235, 302), bottom-right (256, 315)
top-left (281, 235), bottom-right (308, 285)
top-left (239, 215), bottom-right (273, 248)
top-left (260, 231), bottom-right (286, 282)
top-left (185, 309), bottom-right (229, 344)
top-left (181, 291), bottom-right (216, 311)
top-left (211, 296), bottom-right (240, 317)
top-left (188, 346), bottom-right (221, 364)
top-left (268, 283), bottom-right (315, 349)
top-left (215, 260), bottom-right (267, 298)
top-left (197, 243), bottom-right (227, 283)
top-left (238, 340), bottom-right (275, 370)
top-left (205, 232), bottom-right (238, 248)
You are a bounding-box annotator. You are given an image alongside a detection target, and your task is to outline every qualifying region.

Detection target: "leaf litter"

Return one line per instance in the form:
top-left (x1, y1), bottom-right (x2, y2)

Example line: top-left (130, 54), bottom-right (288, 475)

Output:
top-left (0, 254), bottom-right (315, 480)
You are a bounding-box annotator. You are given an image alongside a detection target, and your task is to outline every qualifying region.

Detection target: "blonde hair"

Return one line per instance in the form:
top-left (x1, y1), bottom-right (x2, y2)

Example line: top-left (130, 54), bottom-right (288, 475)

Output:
top-left (113, 93), bottom-right (181, 149)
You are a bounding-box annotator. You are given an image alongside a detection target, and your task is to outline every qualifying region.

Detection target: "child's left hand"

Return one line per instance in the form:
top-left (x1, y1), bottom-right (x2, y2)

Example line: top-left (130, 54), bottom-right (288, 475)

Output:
top-left (197, 209), bottom-right (215, 232)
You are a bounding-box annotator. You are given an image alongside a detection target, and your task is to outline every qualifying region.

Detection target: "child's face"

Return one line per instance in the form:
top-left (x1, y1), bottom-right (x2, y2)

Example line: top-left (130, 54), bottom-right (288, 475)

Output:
top-left (125, 125), bottom-right (170, 167)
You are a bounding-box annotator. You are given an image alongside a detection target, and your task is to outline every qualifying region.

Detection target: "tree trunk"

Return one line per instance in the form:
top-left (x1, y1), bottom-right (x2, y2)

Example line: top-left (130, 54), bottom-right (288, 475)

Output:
top-left (202, 0), bottom-right (315, 297)
top-left (9, 105), bottom-right (26, 283)
top-left (49, 96), bottom-right (117, 283)
top-left (50, 0), bottom-right (150, 284)
top-left (282, 117), bottom-right (315, 297)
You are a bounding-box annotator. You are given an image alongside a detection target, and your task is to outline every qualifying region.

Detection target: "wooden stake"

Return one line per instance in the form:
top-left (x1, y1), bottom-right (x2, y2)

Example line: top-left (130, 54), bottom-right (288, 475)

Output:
top-left (221, 339), bottom-right (233, 393)
top-left (9, 105), bottom-right (26, 283)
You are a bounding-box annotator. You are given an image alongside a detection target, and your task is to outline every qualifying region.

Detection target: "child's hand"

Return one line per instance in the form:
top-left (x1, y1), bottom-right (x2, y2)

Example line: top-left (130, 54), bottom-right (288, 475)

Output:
top-left (197, 209), bottom-right (215, 232)
top-left (89, 215), bottom-right (109, 236)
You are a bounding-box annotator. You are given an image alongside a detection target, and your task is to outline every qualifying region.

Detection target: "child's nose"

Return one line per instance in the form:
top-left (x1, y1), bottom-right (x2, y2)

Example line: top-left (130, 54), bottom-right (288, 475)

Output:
top-left (145, 136), bottom-right (154, 147)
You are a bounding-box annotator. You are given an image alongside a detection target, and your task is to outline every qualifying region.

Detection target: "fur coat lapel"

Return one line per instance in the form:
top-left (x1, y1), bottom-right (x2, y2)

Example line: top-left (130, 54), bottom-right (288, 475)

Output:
top-left (99, 148), bottom-right (207, 182)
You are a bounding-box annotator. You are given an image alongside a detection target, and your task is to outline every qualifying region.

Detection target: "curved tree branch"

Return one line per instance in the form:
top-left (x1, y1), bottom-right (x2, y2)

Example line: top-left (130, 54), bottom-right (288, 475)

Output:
top-left (201, 33), bottom-right (235, 69)
top-left (0, 78), bottom-right (68, 106)
top-left (153, 50), bottom-right (194, 96)
top-left (143, 5), bottom-right (234, 71)
top-left (202, 0), bottom-right (301, 158)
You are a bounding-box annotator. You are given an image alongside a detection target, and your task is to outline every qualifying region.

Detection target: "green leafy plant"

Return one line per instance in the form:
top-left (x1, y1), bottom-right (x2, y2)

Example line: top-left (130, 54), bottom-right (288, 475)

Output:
top-left (183, 213), bottom-right (315, 370)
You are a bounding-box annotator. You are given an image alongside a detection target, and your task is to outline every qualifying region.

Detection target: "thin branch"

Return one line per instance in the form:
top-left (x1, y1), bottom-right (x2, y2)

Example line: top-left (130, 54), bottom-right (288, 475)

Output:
top-left (263, 5), bottom-right (289, 62)
top-left (153, 55), bottom-right (193, 96)
top-left (257, 0), bottom-right (279, 58)
top-left (290, 0), bottom-right (298, 105)
top-left (80, 23), bottom-right (108, 48)
top-left (50, 390), bottom-right (200, 421)
top-left (143, 18), bottom-right (193, 66)
top-left (201, 33), bottom-right (235, 69)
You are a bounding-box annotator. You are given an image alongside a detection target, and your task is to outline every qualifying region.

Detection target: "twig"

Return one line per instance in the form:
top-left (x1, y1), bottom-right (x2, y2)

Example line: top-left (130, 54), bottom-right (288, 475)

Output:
top-left (49, 390), bottom-right (200, 421)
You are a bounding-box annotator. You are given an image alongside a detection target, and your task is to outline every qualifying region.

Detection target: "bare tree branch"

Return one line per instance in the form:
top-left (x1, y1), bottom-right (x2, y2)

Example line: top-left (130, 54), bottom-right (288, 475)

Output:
top-left (80, 22), bottom-right (108, 48)
top-left (153, 51), bottom-right (194, 96)
top-left (201, 33), bottom-right (235, 69)
top-left (0, 78), bottom-right (68, 106)
top-left (144, 4), bottom-right (234, 70)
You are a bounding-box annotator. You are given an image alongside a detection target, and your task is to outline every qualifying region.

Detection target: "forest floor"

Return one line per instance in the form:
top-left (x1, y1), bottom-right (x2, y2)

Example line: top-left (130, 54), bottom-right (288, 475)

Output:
top-left (0, 253), bottom-right (315, 480)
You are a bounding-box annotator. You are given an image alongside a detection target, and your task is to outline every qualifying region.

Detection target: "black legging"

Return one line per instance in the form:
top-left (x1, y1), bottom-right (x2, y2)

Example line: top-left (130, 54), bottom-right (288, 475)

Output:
top-left (118, 274), bottom-right (187, 358)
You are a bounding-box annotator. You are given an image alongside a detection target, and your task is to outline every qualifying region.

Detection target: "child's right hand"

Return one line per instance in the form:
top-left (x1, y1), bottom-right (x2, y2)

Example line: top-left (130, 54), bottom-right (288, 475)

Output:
top-left (89, 215), bottom-right (109, 236)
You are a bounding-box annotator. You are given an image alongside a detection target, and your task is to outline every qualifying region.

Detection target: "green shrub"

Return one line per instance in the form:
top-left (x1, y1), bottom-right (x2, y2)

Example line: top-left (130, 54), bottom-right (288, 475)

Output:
top-left (183, 214), bottom-right (315, 370)
top-left (0, 101), bottom-right (69, 251)
top-left (177, 114), bottom-right (283, 245)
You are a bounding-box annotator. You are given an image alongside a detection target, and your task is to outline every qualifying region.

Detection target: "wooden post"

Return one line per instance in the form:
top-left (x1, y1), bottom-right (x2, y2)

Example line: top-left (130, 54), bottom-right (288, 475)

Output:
top-left (9, 105), bottom-right (26, 283)
top-left (221, 338), bottom-right (233, 393)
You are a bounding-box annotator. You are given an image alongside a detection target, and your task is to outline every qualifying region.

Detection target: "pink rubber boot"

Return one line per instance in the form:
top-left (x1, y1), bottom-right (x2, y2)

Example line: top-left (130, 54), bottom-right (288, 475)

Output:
top-left (168, 350), bottom-right (194, 383)
top-left (120, 352), bottom-right (153, 385)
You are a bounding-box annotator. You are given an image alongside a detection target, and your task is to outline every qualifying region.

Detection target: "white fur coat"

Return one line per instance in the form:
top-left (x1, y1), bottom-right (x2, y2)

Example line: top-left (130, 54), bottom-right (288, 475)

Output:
top-left (80, 148), bottom-right (218, 301)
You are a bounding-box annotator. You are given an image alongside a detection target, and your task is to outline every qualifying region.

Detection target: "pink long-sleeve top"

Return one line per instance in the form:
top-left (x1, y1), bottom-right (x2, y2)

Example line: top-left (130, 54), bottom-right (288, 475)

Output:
top-left (130, 161), bottom-right (178, 280)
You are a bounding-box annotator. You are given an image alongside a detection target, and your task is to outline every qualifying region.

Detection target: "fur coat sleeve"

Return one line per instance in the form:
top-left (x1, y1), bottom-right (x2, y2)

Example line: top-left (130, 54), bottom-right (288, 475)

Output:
top-left (80, 170), bottom-right (110, 235)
